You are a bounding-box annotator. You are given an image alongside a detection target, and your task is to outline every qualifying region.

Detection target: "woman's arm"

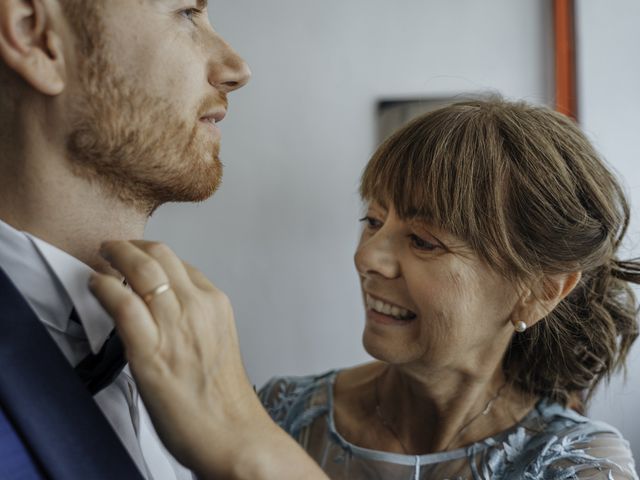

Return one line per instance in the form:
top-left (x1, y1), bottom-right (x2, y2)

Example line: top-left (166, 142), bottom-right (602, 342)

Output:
top-left (89, 240), bottom-right (328, 480)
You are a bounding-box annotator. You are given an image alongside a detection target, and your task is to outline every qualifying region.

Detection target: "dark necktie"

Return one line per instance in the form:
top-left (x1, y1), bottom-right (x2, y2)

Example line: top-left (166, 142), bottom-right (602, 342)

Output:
top-left (70, 309), bottom-right (127, 395)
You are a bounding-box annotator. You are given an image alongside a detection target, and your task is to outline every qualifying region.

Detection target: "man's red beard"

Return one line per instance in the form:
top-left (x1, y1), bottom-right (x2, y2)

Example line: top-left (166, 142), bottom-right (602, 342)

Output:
top-left (66, 50), bottom-right (226, 215)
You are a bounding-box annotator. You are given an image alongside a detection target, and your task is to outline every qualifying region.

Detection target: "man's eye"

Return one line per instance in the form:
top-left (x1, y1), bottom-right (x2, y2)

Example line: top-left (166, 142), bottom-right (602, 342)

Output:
top-left (179, 8), bottom-right (203, 23)
top-left (358, 216), bottom-right (382, 230)
top-left (409, 234), bottom-right (437, 251)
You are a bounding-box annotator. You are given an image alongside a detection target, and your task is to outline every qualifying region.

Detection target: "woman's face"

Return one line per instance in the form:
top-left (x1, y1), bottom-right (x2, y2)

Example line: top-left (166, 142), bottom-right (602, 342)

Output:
top-left (354, 201), bottom-right (521, 372)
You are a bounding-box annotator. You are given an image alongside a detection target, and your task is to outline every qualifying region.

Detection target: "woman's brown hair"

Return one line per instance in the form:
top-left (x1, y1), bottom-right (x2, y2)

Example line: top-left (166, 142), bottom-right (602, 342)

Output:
top-left (360, 97), bottom-right (640, 410)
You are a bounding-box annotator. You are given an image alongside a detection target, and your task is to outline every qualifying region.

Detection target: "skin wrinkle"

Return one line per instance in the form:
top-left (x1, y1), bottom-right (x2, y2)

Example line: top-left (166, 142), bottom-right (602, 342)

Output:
top-left (357, 202), bottom-right (519, 372)
top-left (349, 201), bottom-right (528, 452)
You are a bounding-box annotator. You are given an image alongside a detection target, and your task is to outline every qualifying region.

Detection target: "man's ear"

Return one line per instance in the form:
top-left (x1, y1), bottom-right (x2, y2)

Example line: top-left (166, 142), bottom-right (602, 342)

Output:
top-left (515, 271), bottom-right (582, 328)
top-left (0, 0), bottom-right (66, 95)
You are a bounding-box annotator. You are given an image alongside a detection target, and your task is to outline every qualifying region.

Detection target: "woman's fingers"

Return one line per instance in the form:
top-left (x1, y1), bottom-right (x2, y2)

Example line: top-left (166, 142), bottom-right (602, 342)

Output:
top-left (89, 272), bottom-right (159, 359)
top-left (99, 241), bottom-right (182, 326)
top-left (88, 240), bottom-right (283, 477)
top-left (129, 240), bottom-right (195, 292)
top-left (183, 261), bottom-right (215, 291)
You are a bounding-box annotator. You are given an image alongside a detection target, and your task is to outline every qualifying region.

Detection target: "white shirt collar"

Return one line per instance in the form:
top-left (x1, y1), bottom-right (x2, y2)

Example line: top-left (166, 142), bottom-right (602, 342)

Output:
top-left (0, 219), bottom-right (113, 354)
top-left (27, 235), bottom-right (114, 354)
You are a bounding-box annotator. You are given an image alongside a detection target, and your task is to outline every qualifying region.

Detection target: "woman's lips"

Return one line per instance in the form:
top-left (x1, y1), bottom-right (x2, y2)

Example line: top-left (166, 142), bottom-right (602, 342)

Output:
top-left (365, 293), bottom-right (417, 327)
top-left (365, 293), bottom-right (416, 320)
top-left (366, 308), bottom-right (417, 326)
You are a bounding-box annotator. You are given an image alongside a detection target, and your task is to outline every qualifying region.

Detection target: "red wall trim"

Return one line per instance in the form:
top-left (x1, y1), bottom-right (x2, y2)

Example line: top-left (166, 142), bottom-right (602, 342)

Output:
top-left (554, 0), bottom-right (578, 120)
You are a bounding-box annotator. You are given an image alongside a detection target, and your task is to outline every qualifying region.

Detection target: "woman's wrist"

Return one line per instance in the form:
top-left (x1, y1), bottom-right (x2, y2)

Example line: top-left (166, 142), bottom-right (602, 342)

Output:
top-left (188, 399), bottom-right (327, 480)
top-left (183, 389), bottom-right (267, 478)
top-left (225, 417), bottom-right (328, 480)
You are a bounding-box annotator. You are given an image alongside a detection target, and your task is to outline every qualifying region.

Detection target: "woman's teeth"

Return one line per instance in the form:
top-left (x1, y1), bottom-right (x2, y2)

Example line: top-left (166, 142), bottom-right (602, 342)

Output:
top-left (366, 294), bottom-right (415, 320)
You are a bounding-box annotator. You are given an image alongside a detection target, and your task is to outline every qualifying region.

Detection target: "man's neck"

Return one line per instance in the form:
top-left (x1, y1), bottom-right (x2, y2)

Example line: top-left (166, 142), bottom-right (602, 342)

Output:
top-left (0, 148), bottom-right (147, 271)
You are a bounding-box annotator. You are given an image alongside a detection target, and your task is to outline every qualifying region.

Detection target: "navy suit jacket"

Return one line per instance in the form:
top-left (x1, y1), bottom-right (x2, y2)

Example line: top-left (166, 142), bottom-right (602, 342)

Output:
top-left (0, 266), bottom-right (144, 479)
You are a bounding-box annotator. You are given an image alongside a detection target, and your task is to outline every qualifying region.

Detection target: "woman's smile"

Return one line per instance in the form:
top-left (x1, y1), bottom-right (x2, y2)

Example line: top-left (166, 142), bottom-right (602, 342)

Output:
top-left (365, 293), bottom-right (415, 319)
top-left (364, 292), bottom-right (417, 325)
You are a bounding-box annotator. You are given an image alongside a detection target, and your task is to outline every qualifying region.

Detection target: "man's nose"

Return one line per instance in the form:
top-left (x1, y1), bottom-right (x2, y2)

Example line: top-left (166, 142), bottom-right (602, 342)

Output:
top-left (207, 37), bottom-right (252, 93)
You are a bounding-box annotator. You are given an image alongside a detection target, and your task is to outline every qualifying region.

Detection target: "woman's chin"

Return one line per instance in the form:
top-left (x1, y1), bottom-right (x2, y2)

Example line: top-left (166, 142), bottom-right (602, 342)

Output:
top-left (362, 324), bottom-right (420, 364)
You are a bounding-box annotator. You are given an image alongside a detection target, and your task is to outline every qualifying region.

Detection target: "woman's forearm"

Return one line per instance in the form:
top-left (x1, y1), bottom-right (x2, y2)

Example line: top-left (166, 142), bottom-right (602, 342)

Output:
top-left (89, 240), bottom-right (328, 480)
top-left (206, 420), bottom-right (328, 480)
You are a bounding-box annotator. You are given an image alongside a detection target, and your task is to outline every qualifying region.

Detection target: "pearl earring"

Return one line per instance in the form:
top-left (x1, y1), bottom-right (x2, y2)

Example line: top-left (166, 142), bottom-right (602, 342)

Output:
top-left (514, 321), bottom-right (527, 333)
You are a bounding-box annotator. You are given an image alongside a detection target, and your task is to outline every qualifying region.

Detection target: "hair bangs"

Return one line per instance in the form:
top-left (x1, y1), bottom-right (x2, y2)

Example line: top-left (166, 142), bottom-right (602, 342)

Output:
top-left (360, 105), bottom-right (514, 275)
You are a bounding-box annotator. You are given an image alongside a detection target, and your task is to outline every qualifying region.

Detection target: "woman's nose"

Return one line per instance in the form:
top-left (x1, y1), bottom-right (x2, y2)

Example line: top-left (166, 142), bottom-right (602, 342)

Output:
top-left (354, 232), bottom-right (401, 280)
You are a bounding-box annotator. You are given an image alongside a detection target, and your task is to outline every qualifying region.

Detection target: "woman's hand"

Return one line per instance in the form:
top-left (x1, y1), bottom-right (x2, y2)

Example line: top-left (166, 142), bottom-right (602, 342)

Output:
top-left (87, 240), bottom-right (273, 478)
top-left (89, 240), bottom-right (328, 480)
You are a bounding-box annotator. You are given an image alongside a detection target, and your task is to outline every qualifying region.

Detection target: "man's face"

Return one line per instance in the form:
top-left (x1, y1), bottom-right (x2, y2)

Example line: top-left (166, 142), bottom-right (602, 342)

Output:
top-left (63, 0), bottom-right (250, 213)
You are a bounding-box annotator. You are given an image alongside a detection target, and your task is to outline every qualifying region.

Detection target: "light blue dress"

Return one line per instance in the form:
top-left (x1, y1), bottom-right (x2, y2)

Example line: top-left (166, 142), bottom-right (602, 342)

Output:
top-left (259, 370), bottom-right (638, 480)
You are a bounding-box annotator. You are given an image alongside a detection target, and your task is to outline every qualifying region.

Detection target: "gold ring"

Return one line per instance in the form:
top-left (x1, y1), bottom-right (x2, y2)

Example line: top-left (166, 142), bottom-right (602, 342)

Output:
top-left (142, 282), bottom-right (172, 304)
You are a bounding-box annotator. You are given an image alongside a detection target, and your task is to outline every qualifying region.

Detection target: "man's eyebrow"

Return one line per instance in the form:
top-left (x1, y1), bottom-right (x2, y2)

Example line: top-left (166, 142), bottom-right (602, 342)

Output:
top-left (157, 0), bottom-right (207, 8)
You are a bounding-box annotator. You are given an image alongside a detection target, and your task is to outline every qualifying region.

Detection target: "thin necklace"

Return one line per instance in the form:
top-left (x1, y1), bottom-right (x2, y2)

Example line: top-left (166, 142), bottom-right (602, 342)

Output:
top-left (374, 369), bottom-right (507, 454)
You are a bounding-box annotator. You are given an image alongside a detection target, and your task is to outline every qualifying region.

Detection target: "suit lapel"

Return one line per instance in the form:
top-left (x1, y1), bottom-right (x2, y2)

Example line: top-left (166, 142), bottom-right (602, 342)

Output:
top-left (0, 266), bottom-right (144, 480)
top-left (0, 404), bottom-right (46, 479)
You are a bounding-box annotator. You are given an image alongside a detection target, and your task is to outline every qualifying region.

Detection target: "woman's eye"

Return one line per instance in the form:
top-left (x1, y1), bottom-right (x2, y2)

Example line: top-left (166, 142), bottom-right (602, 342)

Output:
top-left (409, 234), bottom-right (437, 251)
top-left (179, 8), bottom-right (203, 23)
top-left (358, 216), bottom-right (382, 230)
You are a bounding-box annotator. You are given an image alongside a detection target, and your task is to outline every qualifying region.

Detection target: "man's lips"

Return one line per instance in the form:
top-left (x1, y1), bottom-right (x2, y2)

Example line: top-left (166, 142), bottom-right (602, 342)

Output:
top-left (200, 110), bottom-right (226, 123)
top-left (199, 110), bottom-right (226, 136)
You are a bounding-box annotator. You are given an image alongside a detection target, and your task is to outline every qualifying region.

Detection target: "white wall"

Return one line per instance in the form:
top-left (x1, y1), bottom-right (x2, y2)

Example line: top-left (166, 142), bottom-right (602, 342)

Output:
top-left (146, 0), bottom-right (639, 463)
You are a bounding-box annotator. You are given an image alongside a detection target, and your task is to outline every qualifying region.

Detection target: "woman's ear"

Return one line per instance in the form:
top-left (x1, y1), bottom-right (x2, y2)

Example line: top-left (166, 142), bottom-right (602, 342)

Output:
top-left (0, 0), bottom-right (66, 95)
top-left (515, 272), bottom-right (582, 329)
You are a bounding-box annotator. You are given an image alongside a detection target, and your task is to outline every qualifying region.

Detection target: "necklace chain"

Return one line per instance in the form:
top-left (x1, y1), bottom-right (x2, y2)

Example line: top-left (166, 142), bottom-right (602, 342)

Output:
top-left (374, 369), bottom-right (507, 454)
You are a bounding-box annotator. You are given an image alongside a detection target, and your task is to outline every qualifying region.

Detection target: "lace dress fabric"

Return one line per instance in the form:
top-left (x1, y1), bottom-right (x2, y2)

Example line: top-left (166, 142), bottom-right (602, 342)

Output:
top-left (259, 371), bottom-right (638, 480)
